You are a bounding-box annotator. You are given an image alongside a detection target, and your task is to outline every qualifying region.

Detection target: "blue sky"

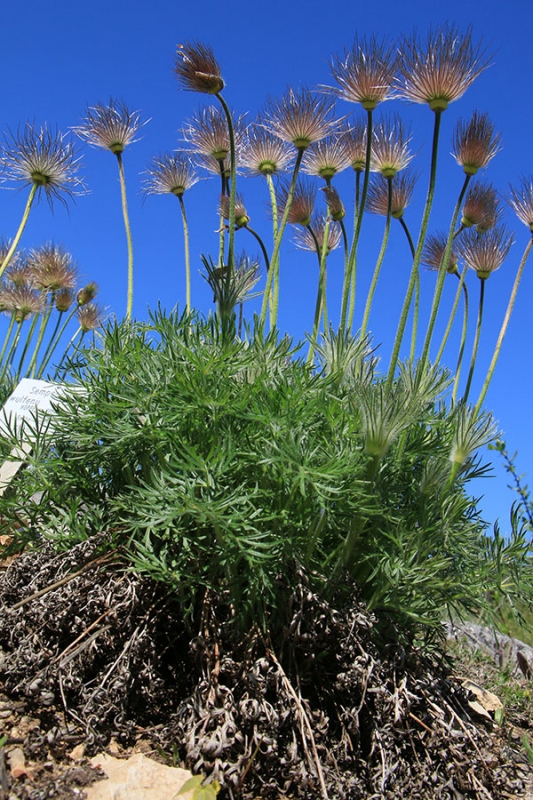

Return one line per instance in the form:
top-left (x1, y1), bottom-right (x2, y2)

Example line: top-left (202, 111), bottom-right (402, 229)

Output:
top-left (0, 0), bottom-right (532, 527)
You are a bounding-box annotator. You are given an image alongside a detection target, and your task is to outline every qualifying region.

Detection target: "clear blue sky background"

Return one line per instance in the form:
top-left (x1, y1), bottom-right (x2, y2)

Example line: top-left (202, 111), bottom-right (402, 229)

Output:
top-left (0, 0), bottom-right (532, 529)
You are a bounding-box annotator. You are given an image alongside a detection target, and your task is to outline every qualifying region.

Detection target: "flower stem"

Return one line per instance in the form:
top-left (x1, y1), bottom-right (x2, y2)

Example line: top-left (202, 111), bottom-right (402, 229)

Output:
top-left (360, 176), bottom-right (392, 338)
top-left (116, 153), bottom-right (134, 322)
top-left (461, 277), bottom-right (485, 404)
top-left (0, 184), bottom-right (38, 281)
top-left (474, 236), bottom-right (533, 415)
top-left (215, 93), bottom-right (237, 274)
top-left (178, 195), bottom-right (191, 313)
top-left (244, 225), bottom-right (270, 273)
top-left (386, 109), bottom-right (443, 390)
top-left (37, 304), bottom-right (79, 378)
top-left (420, 173), bottom-right (471, 368)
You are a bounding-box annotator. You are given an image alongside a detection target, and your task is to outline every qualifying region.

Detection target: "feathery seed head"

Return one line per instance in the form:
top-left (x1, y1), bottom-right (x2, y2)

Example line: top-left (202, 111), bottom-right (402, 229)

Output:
top-left (339, 122), bottom-right (369, 172)
top-left (4, 285), bottom-right (45, 322)
top-left (55, 288), bottom-right (75, 312)
top-left (241, 124), bottom-right (293, 177)
top-left (27, 243), bottom-right (77, 292)
top-left (367, 172), bottom-right (417, 218)
top-left (182, 105), bottom-right (245, 163)
top-left (457, 225), bottom-right (514, 279)
top-left (293, 214), bottom-right (342, 255)
top-left (175, 42), bottom-right (224, 95)
top-left (1, 124), bottom-right (84, 207)
top-left (77, 302), bottom-right (104, 332)
top-left (462, 181), bottom-right (501, 230)
top-left (277, 178), bottom-right (317, 227)
top-left (371, 115), bottom-right (414, 177)
top-left (4, 261), bottom-right (32, 289)
top-left (452, 111), bottom-right (501, 175)
top-left (74, 100), bottom-right (145, 155)
top-left (219, 194), bottom-right (249, 227)
top-left (301, 137), bottom-right (351, 180)
top-left (328, 35), bottom-right (397, 109)
top-left (397, 24), bottom-right (490, 111)
top-left (143, 152), bottom-right (199, 197)
top-left (508, 178), bottom-right (533, 233)
top-left (263, 88), bottom-right (338, 150)
top-left (322, 186), bottom-right (346, 221)
top-left (422, 232), bottom-right (459, 274)
top-left (77, 282), bottom-right (98, 306)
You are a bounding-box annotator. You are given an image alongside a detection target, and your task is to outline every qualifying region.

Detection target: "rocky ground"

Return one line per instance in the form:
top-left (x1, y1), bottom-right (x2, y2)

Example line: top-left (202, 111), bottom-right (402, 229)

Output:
top-left (0, 535), bottom-right (532, 799)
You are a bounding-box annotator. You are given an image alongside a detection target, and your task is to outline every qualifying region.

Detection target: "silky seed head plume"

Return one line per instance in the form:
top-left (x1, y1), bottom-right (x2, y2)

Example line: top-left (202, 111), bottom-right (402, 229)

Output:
top-left (219, 194), bottom-right (249, 227)
top-left (55, 288), bottom-right (75, 312)
top-left (77, 282), bottom-right (98, 306)
top-left (452, 111), bottom-right (501, 175)
top-left (182, 105), bottom-right (245, 162)
top-left (370, 116), bottom-right (414, 177)
top-left (4, 261), bottom-right (32, 288)
top-left (263, 88), bottom-right (338, 150)
top-left (462, 181), bottom-right (500, 230)
top-left (175, 42), bottom-right (224, 95)
top-left (27, 243), bottom-right (77, 292)
top-left (241, 124), bottom-right (293, 177)
top-left (302, 137), bottom-right (351, 181)
top-left (339, 122), bottom-right (368, 172)
top-left (74, 100), bottom-right (145, 155)
top-left (457, 225), bottom-right (514, 279)
top-left (5, 285), bottom-right (45, 322)
top-left (367, 172), bottom-right (417, 218)
top-left (142, 152), bottom-right (199, 197)
top-left (328, 35), bottom-right (397, 109)
top-left (1, 124), bottom-right (84, 207)
top-left (322, 186), bottom-right (346, 221)
top-left (396, 24), bottom-right (490, 111)
top-left (293, 214), bottom-right (342, 255)
top-left (508, 178), bottom-right (533, 232)
top-left (77, 302), bottom-right (104, 332)
top-left (422, 232), bottom-right (459, 273)
top-left (277, 178), bottom-right (316, 226)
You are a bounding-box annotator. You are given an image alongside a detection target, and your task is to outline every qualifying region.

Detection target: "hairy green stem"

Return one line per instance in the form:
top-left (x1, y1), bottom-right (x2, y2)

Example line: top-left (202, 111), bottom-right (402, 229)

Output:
top-left (386, 110), bottom-right (443, 390)
top-left (215, 93), bottom-right (237, 275)
top-left (0, 314), bottom-right (16, 366)
top-left (420, 173), bottom-right (471, 368)
top-left (244, 225), bottom-right (270, 273)
top-left (116, 153), bottom-right (134, 322)
top-left (15, 312), bottom-right (41, 381)
top-left (260, 149), bottom-right (305, 328)
top-left (0, 184), bottom-right (38, 281)
top-left (177, 195), bottom-right (191, 313)
top-left (474, 236), bottom-right (533, 415)
top-left (360, 176), bottom-right (392, 338)
top-left (37, 304), bottom-right (79, 378)
top-left (461, 277), bottom-right (485, 404)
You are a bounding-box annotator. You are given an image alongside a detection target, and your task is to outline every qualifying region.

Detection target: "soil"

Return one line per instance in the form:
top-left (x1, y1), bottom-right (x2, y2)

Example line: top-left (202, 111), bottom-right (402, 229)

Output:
top-left (0, 534), bottom-right (532, 799)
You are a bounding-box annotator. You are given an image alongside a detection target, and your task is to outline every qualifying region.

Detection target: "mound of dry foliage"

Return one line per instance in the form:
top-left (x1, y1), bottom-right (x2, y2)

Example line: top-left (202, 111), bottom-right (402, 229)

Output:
top-left (0, 534), bottom-right (531, 799)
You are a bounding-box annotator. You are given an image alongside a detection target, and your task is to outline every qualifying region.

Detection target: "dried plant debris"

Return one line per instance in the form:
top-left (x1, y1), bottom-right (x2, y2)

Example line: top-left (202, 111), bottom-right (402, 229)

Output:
top-left (0, 538), bottom-right (531, 799)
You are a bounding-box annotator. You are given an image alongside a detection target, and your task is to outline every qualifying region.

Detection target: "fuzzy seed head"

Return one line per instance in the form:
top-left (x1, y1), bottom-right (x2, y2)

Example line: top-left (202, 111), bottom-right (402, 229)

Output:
top-left (302, 137), bottom-right (351, 181)
top-left (367, 172), bottom-right (417, 219)
top-left (322, 186), bottom-right (346, 221)
top-left (328, 35), bottom-right (396, 109)
top-left (74, 100), bottom-right (145, 154)
top-left (175, 42), bottom-right (224, 94)
top-left (143, 152), bottom-right (199, 197)
top-left (462, 181), bottom-right (501, 230)
top-left (339, 122), bottom-right (369, 172)
top-left (370, 116), bottom-right (414, 177)
top-left (422, 232), bottom-right (459, 273)
top-left (241, 124), bottom-right (293, 177)
top-left (263, 88), bottom-right (338, 150)
top-left (78, 302), bottom-right (104, 332)
top-left (77, 282), bottom-right (99, 306)
top-left (277, 179), bottom-right (317, 227)
top-left (452, 111), bottom-right (501, 175)
top-left (508, 178), bottom-right (533, 233)
top-left (457, 225), bottom-right (514, 279)
top-left (27, 243), bottom-right (77, 292)
top-left (1, 124), bottom-right (84, 207)
top-left (397, 24), bottom-right (490, 111)
top-left (293, 214), bottom-right (342, 255)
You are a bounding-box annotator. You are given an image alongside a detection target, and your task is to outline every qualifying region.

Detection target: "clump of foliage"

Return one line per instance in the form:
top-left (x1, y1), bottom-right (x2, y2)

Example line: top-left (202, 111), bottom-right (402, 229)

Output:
top-left (2, 309), bottom-right (531, 650)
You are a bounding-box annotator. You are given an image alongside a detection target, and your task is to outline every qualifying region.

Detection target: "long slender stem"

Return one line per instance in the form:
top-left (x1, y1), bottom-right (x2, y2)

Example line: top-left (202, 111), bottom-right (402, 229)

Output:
top-left (461, 277), bottom-right (485, 404)
top-left (0, 322), bottom-right (23, 383)
top-left (0, 314), bottom-right (16, 366)
top-left (344, 111), bottom-right (374, 335)
top-left (308, 221), bottom-right (331, 365)
top-left (0, 184), bottom-right (38, 281)
top-left (398, 217), bottom-right (419, 361)
top-left (360, 176), bottom-right (392, 338)
top-left (420, 173), bottom-right (471, 368)
top-left (451, 276), bottom-right (470, 404)
top-left (244, 225), bottom-right (270, 273)
top-left (177, 195), bottom-right (191, 313)
top-left (474, 236), bottom-right (533, 415)
top-left (116, 153), bottom-right (134, 322)
top-left (27, 294), bottom-right (55, 378)
top-left (215, 93), bottom-right (237, 275)
top-left (15, 312), bottom-right (40, 381)
top-left (260, 149), bottom-right (305, 328)
top-left (37, 304), bottom-right (79, 378)
top-left (386, 110), bottom-right (443, 390)
top-left (266, 174), bottom-right (279, 241)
